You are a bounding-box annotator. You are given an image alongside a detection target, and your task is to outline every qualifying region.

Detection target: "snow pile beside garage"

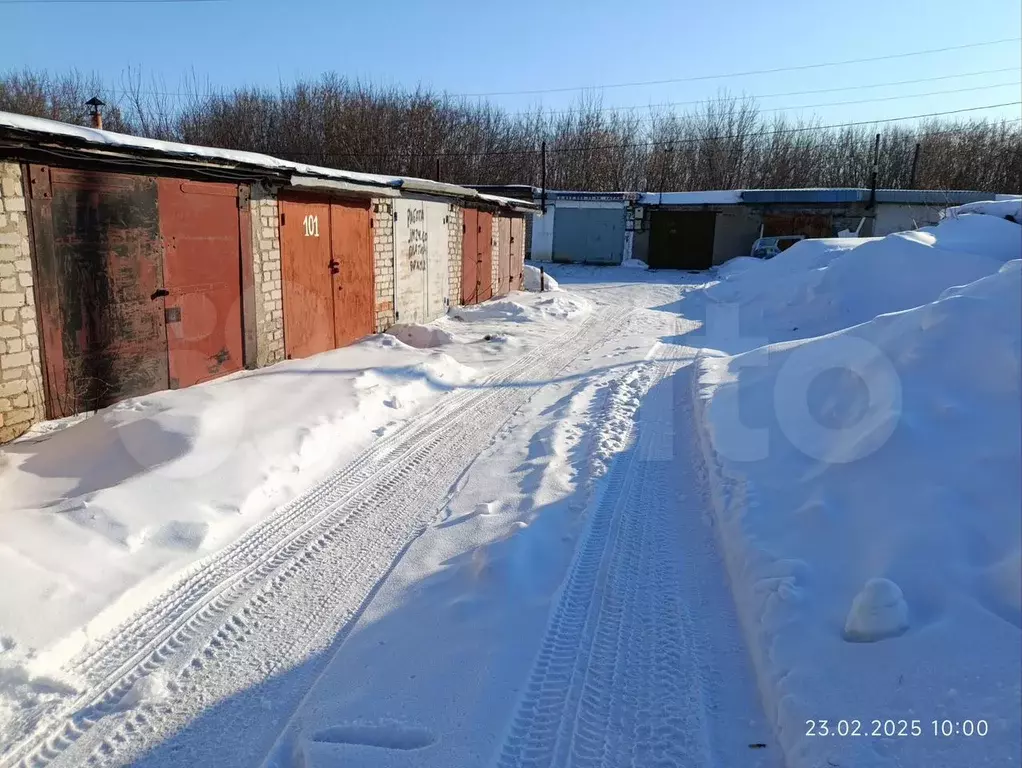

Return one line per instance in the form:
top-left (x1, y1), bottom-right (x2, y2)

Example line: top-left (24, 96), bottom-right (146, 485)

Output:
top-left (523, 264), bottom-right (560, 292)
top-left (619, 258), bottom-right (649, 270)
top-left (0, 288), bottom-right (587, 707)
top-left (692, 210), bottom-right (1021, 766)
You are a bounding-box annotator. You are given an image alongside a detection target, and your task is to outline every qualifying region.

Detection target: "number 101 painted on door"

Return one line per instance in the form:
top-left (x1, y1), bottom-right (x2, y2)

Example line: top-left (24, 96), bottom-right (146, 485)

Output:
top-left (303, 215), bottom-right (320, 237)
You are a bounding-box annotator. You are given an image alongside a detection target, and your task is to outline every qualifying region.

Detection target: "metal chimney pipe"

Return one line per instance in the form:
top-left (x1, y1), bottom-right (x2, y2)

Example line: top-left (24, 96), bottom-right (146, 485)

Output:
top-left (86, 97), bottom-right (105, 130)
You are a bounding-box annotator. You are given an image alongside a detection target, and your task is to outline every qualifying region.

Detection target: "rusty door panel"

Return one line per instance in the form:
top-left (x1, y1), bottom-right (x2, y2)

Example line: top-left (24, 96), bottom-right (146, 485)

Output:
top-left (330, 200), bottom-right (374, 348)
top-left (509, 217), bottom-right (525, 291)
top-left (477, 211), bottom-right (494, 302)
top-left (280, 197), bottom-right (335, 359)
top-left (496, 217), bottom-right (511, 296)
top-left (762, 214), bottom-right (832, 239)
top-left (157, 178), bottom-right (244, 388)
top-left (461, 208), bottom-right (479, 305)
top-left (34, 166), bottom-right (168, 417)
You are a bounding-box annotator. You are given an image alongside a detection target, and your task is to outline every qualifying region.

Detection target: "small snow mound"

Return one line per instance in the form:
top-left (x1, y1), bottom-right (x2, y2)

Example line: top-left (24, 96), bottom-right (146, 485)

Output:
top-left (117, 670), bottom-right (170, 710)
top-left (843, 578), bottom-right (909, 642)
top-left (532, 294), bottom-right (591, 319)
top-left (523, 264), bottom-right (560, 292)
top-left (386, 324), bottom-right (455, 349)
top-left (620, 258), bottom-right (649, 270)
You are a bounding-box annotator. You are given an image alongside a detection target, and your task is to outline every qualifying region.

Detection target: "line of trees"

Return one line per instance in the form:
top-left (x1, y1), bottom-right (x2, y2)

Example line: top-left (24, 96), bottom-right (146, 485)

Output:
top-left (1, 68), bottom-right (1019, 193)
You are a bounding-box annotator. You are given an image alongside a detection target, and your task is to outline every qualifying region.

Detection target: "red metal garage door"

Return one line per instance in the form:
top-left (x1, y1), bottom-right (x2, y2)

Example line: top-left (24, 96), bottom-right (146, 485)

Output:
top-left (330, 200), bottom-right (374, 348)
top-left (280, 195), bottom-right (376, 358)
top-left (157, 178), bottom-right (245, 388)
top-left (477, 211), bottom-right (494, 302)
top-left (29, 165), bottom-right (169, 418)
top-left (461, 208), bottom-right (479, 305)
top-left (280, 197), bottom-right (335, 359)
top-left (496, 217), bottom-right (511, 297)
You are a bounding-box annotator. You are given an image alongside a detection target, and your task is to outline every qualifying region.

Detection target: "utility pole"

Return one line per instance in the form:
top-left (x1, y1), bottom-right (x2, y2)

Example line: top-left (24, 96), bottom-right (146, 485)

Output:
top-left (540, 140), bottom-right (547, 214)
top-left (867, 132), bottom-right (881, 209)
top-left (908, 142), bottom-right (921, 190)
top-left (436, 156), bottom-right (441, 182)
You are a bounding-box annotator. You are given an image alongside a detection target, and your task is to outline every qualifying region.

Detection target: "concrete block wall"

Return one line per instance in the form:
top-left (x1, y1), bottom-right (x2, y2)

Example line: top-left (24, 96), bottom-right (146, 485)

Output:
top-left (447, 204), bottom-right (463, 308)
top-left (0, 162), bottom-right (45, 443)
top-left (251, 187), bottom-right (285, 366)
top-left (373, 199), bottom-right (396, 331)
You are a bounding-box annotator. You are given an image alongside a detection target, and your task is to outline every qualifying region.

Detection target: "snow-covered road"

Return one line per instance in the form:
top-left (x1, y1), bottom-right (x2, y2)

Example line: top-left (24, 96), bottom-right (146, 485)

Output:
top-left (1, 269), bottom-right (777, 767)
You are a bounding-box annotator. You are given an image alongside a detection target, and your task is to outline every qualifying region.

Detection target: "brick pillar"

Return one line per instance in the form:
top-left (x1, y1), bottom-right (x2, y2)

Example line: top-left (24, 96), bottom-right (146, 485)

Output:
top-left (0, 163), bottom-right (45, 442)
top-left (447, 204), bottom-right (463, 307)
top-left (250, 186), bottom-right (285, 366)
top-left (373, 200), bottom-right (395, 331)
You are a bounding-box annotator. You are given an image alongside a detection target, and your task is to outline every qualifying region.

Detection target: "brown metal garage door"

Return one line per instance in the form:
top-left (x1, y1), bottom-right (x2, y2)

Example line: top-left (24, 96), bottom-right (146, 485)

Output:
top-left (762, 214), bottom-right (832, 239)
top-left (648, 210), bottom-right (716, 270)
top-left (29, 165), bottom-right (169, 418)
top-left (509, 217), bottom-right (525, 291)
top-left (497, 217), bottom-right (511, 297)
top-left (461, 208), bottom-right (478, 305)
top-left (477, 211), bottom-right (494, 302)
top-left (280, 194), bottom-right (374, 359)
top-left (330, 201), bottom-right (374, 348)
top-left (157, 179), bottom-right (245, 388)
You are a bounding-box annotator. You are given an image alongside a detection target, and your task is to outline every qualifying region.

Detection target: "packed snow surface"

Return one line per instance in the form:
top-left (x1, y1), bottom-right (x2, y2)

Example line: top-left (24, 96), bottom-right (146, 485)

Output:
top-left (695, 210), bottom-right (1021, 767)
top-left (619, 258), bottom-right (649, 270)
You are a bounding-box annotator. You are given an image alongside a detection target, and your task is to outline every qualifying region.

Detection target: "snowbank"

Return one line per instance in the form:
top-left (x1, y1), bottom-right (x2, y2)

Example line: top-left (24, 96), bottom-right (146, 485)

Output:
top-left (0, 339), bottom-right (474, 668)
top-left (619, 258), bottom-right (649, 270)
top-left (705, 217), bottom-right (1019, 345)
top-left (0, 287), bottom-right (592, 697)
top-left (523, 263), bottom-right (560, 292)
top-left (945, 196), bottom-right (1021, 223)
top-left (694, 209), bottom-right (1022, 765)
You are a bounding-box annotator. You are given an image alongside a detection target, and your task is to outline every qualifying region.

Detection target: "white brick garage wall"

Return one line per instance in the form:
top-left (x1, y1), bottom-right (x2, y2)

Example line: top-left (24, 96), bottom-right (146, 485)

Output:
top-left (0, 162), bottom-right (45, 442)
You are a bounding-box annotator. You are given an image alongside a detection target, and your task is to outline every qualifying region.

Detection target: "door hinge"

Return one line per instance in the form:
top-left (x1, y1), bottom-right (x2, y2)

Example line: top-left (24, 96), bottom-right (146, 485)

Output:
top-left (237, 185), bottom-right (251, 210)
top-left (28, 165), bottom-right (51, 200)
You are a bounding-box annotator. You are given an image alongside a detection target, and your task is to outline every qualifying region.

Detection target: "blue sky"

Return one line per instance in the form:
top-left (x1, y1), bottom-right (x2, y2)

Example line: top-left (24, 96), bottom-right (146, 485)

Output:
top-left (4, 0), bottom-right (1021, 127)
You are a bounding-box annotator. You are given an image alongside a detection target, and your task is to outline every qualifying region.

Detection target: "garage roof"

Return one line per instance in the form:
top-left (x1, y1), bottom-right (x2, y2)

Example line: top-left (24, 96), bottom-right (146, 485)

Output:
top-left (0, 111), bottom-right (537, 212)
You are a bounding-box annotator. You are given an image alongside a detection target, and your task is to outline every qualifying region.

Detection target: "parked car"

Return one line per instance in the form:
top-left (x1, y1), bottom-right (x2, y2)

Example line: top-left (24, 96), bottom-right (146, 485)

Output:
top-left (750, 235), bottom-right (805, 259)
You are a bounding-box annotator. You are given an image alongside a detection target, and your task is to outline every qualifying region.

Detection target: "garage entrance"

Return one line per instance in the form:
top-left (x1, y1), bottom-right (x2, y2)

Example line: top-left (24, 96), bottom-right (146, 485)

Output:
top-left (648, 210), bottom-right (716, 270)
top-left (394, 199), bottom-right (449, 323)
top-left (28, 165), bottom-right (250, 417)
top-left (279, 195), bottom-right (373, 359)
top-left (497, 217), bottom-right (511, 296)
top-left (552, 206), bottom-right (625, 264)
top-left (157, 179), bottom-right (244, 388)
top-left (461, 208), bottom-right (493, 304)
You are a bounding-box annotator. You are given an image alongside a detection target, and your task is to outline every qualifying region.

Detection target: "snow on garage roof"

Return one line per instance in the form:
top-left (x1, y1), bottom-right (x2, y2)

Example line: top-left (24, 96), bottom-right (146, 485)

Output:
top-left (0, 110), bottom-right (536, 211)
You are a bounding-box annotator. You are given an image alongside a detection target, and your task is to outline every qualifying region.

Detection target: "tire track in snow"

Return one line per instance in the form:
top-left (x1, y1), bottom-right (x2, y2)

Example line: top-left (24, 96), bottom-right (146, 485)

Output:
top-left (493, 351), bottom-right (777, 768)
top-left (3, 306), bottom-right (631, 768)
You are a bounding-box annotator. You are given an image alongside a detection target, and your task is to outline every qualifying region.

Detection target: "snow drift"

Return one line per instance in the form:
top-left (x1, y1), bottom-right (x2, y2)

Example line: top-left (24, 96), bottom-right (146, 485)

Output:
top-left (694, 208), bottom-right (1022, 767)
top-left (705, 217), bottom-right (1020, 347)
top-left (523, 264), bottom-right (560, 292)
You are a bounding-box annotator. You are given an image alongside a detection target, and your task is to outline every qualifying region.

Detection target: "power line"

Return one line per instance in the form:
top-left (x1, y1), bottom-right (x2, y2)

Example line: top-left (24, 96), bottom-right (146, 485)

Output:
top-left (457, 38), bottom-right (1022, 97)
top-left (675, 82), bottom-right (1022, 119)
top-left (517, 67), bottom-right (1022, 118)
top-left (280, 102), bottom-right (1022, 161)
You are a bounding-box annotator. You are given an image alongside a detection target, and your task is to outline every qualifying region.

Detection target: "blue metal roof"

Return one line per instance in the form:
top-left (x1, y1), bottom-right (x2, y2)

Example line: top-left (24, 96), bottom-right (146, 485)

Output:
top-left (739, 188), bottom-right (997, 205)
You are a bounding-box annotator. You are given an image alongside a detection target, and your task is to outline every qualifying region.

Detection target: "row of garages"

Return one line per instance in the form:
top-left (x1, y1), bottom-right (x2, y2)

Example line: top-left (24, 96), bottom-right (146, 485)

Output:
top-left (511, 187), bottom-right (999, 270)
top-left (0, 111), bottom-right (530, 442)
